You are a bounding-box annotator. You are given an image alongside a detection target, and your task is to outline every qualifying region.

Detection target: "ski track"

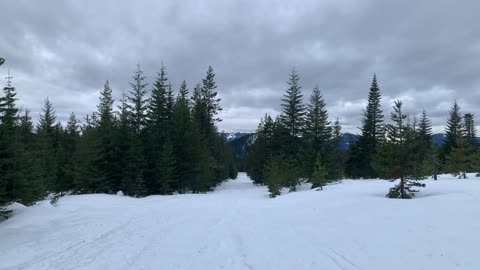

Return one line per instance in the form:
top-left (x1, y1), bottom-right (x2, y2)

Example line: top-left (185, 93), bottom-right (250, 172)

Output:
top-left (1, 173), bottom-right (480, 270)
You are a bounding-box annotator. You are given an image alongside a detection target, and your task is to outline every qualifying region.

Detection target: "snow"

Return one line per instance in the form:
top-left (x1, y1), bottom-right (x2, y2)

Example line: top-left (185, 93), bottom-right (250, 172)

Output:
top-left (1, 173), bottom-right (480, 270)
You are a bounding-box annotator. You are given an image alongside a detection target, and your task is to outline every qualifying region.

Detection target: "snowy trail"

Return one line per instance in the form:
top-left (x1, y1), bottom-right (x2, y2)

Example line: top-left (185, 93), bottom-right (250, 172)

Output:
top-left (1, 173), bottom-right (480, 270)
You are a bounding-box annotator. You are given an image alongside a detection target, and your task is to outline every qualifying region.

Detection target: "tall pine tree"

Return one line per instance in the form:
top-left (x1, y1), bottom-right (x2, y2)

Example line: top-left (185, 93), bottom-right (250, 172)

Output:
top-left (347, 74), bottom-right (384, 178)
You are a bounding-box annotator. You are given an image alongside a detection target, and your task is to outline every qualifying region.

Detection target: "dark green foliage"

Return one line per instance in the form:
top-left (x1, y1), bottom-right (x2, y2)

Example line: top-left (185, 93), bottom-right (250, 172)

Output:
top-left (464, 113), bottom-right (477, 147)
top-left (264, 156), bottom-right (287, 198)
top-left (303, 85), bottom-right (332, 179)
top-left (311, 154), bottom-right (328, 190)
top-left (439, 101), bottom-right (463, 166)
top-left (15, 110), bottom-right (42, 205)
top-left (156, 140), bottom-right (176, 194)
top-left (36, 98), bottom-right (58, 193)
top-left (96, 81), bottom-right (120, 193)
top-left (373, 100), bottom-right (425, 199)
top-left (347, 75), bottom-right (384, 179)
top-left (332, 118), bottom-right (345, 180)
top-left (128, 65), bottom-right (149, 134)
top-left (0, 74), bottom-right (19, 216)
top-left (73, 115), bottom-right (100, 193)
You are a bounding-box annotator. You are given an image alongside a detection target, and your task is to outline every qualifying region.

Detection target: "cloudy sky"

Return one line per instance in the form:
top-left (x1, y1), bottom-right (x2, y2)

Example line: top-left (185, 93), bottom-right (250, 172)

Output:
top-left (2, 0), bottom-right (480, 133)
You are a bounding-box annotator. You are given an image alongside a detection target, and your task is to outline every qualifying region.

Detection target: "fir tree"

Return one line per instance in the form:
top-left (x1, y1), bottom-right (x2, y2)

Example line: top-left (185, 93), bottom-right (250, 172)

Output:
top-left (446, 137), bottom-right (470, 179)
top-left (0, 73), bottom-right (19, 213)
top-left (347, 74), bottom-right (384, 178)
top-left (36, 98), bottom-right (58, 193)
top-left (128, 65), bottom-right (149, 134)
top-left (96, 81), bottom-right (120, 192)
top-left (281, 68), bottom-right (305, 138)
top-left (440, 100), bottom-right (463, 166)
top-left (15, 109), bottom-right (42, 205)
top-left (311, 154), bottom-right (328, 190)
top-left (332, 118), bottom-right (345, 180)
top-left (263, 156), bottom-right (286, 198)
top-left (303, 84), bottom-right (331, 178)
top-left (464, 113), bottom-right (476, 146)
top-left (146, 64), bottom-right (171, 192)
top-left (170, 82), bottom-right (198, 191)
top-left (373, 100), bottom-right (425, 199)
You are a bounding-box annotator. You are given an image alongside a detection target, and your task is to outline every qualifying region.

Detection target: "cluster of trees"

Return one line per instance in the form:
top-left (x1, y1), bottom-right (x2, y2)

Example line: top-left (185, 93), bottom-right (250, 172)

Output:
top-left (0, 59), bottom-right (237, 218)
top-left (246, 69), bottom-right (479, 198)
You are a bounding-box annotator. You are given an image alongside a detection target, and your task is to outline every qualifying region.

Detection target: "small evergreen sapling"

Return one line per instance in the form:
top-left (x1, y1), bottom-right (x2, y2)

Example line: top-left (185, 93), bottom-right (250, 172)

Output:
top-left (311, 154), bottom-right (328, 190)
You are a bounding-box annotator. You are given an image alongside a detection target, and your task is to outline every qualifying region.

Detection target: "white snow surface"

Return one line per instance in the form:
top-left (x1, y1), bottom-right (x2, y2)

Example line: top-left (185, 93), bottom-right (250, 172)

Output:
top-left (1, 173), bottom-right (480, 270)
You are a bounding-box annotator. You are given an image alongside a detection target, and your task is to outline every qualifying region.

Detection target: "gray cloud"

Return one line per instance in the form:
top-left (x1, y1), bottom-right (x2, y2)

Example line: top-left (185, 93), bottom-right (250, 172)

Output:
top-left (1, 0), bottom-right (480, 133)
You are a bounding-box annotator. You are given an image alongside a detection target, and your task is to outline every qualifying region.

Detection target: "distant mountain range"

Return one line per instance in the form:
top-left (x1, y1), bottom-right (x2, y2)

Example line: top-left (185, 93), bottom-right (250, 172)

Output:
top-left (226, 132), bottom-right (477, 172)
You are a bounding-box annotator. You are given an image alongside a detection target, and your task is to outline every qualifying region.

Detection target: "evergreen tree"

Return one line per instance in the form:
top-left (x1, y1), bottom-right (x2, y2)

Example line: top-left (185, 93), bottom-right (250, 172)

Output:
top-left (128, 65), bottom-right (149, 134)
top-left (464, 113), bottom-right (476, 146)
top-left (446, 137), bottom-right (470, 179)
top-left (440, 100), bottom-right (463, 166)
top-left (373, 100), bottom-right (425, 199)
top-left (202, 66), bottom-right (222, 126)
top-left (0, 73), bottom-right (19, 213)
top-left (416, 109), bottom-right (437, 179)
top-left (281, 68), bottom-right (305, 138)
top-left (96, 80), bottom-right (120, 192)
top-left (303, 84), bottom-right (331, 178)
top-left (36, 98), bottom-right (58, 193)
top-left (171, 82), bottom-right (202, 191)
top-left (116, 95), bottom-right (147, 196)
top-left (332, 118), bottom-right (345, 180)
top-left (73, 115), bottom-right (99, 193)
top-left (263, 156), bottom-right (286, 198)
top-left (347, 74), bottom-right (384, 178)
top-left (59, 112), bottom-right (79, 191)
top-left (15, 109), bottom-right (42, 205)
top-left (246, 115), bottom-right (275, 184)
top-left (146, 64), bottom-right (171, 192)
top-left (311, 154), bottom-right (328, 190)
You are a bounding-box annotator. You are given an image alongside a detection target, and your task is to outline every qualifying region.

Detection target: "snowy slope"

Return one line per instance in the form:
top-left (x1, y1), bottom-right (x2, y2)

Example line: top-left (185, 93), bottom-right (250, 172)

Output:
top-left (1, 173), bottom-right (480, 270)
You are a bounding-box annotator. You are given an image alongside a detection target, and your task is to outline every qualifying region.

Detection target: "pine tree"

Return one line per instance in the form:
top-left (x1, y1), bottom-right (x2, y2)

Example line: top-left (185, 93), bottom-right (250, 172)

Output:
top-left (202, 66), bottom-right (222, 126)
top-left (73, 115), bottom-right (99, 193)
top-left (15, 109), bottom-right (42, 205)
top-left (311, 154), bottom-right (328, 190)
top-left (246, 115), bottom-right (275, 184)
top-left (171, 82), bottom-right (198, 191)
top-left (373, 100), bottom-right (425, 198)
top-left (59, 112), bottom-right (79, 191)
top-left (36, 98), bottom-right (58, 193)
top-left (115, 93), bottom-right (136, 196)
top-left (303, 84), bottom-right (331, 178)
top-left (416, 109), bottom-right (437, 179)
top-left (464, 113), bottom-right (476, 146)
top-left (263, 156), bottom-right (286, 198)
top-left (96, 80), bottom-right (119, 192)
top-left (0, 73), bottom-right (19, 213)
top-left (446, 137), bottom-right (470, 179)
top-left (332, 118), bottom-right (345, 180)
top-left (128, 65), bottom-right (149, 134)
top-left (347, 74), bottom-right (384, 178)
top-left (146, 64), bottom-right (172, 193)
top-left (440, 101), bottom-right (463, 166)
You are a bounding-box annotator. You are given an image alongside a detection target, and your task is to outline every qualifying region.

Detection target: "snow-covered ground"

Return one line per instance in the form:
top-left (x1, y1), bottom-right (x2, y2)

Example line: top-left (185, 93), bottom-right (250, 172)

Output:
top-left (1, 173), bottom-right (480, 270)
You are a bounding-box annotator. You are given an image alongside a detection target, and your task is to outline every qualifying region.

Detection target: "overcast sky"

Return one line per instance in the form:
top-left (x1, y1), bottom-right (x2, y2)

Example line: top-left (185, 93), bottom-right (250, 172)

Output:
top-left (2, 0), bottom-right (480, 134)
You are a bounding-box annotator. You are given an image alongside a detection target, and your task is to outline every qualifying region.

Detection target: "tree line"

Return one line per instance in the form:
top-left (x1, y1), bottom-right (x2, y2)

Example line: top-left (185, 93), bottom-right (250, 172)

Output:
top-left (0, 58), bottom-right (237, 218)
top-left (246, 69), bottom-right (479, 198)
